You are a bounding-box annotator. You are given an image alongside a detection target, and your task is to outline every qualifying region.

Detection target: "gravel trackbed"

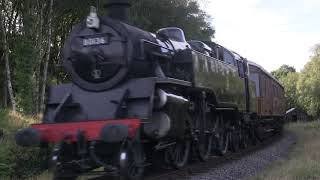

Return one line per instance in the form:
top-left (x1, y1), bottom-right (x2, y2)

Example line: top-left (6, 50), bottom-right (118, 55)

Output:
top-left (148, 132), bottom-right (296, 180)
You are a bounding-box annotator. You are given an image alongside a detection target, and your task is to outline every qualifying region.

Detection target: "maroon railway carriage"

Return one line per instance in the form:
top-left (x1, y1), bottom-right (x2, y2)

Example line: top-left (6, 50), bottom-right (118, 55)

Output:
top-left (248, 61), bottom-right (285, 117)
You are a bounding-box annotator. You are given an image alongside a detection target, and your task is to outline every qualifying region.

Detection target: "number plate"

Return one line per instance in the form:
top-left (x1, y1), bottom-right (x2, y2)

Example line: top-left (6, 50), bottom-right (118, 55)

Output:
top-left (83, 37), bottom-right (108, 46)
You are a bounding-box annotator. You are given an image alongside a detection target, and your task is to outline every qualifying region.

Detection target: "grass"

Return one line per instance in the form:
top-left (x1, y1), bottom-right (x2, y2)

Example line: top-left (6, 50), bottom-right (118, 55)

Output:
top-left (30, 171), bottom-right (98, 180)
top-left (28, 171), bottom-right (52, 180)
top-left (0, 109), bottom-right (45, 179)
top-left (253, 121), bottom-right (320, 180)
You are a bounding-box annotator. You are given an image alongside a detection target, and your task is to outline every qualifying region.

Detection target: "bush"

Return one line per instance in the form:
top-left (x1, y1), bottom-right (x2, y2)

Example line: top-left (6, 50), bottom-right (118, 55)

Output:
top-left (0, 109), bottom-right (46, 179)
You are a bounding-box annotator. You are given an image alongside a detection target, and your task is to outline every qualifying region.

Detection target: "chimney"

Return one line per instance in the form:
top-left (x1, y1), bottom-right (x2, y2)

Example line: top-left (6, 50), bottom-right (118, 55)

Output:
top-left (104, 0), bottom-right (131, 22)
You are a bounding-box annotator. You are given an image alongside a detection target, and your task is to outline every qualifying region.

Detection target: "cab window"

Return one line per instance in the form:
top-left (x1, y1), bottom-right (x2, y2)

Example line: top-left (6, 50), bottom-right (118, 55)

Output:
top-left (218, 47), bottom-right (224, 61)
top-left (223, 49), bottom-right (236, 66)
top-left (237, 60), bottom-right (245, 78)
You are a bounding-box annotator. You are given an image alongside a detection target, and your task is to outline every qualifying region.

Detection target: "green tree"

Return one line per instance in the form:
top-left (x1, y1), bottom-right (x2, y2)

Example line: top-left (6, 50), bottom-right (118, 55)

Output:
top-left (11, 37), bottom-right (35, 113)
top-left (272, 64), bottom-right (299, 110)
top-left (271, 64), bottom-right (296, 80)
top-left (130, 0), bottom-right (214, 40)
top-left (297, 44), bottom-right (320, 117)
top-left (280, 72), bottom-right (300, 109)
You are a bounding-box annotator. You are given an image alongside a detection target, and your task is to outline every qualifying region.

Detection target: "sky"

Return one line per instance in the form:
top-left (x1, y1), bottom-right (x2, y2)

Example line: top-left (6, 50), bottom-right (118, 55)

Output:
top-left (202, 0), bottom-right (320, 72)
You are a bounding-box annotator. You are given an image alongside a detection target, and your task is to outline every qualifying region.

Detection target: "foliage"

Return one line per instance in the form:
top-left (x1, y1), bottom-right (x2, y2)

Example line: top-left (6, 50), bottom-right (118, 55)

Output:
top-left (273, 44), bottom-right (320, 118)
top-left (271, 64), bottom-right (299, 109)
top-left (130, 0), bottom-right (214, 40)
top-left (11, 36), bottom-right (35, 114)
top-left (279, 72), bottom-right (300, 109)
top-left (297, 45), bottom-right (320, 117)
top-left (0, 110), bottom-right (45, 179)
top-left (271, 64), bottom-right (296, 80)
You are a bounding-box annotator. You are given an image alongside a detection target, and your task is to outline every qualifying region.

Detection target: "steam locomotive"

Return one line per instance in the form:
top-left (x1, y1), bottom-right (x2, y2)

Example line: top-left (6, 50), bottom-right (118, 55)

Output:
top-left (15, 0), bottom-right (285, 179)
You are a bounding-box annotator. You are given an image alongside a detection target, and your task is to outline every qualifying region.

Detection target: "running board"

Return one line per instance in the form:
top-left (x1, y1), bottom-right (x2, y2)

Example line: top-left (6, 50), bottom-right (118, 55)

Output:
top-left (215, 107), bottom-right (235, 111)
top-left (265, 129), bottom-right (275, 133)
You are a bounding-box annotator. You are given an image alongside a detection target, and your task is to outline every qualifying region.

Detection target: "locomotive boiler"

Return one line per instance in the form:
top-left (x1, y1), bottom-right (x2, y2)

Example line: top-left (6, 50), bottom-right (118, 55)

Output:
top-left (15, 0), bottom-right (285, 179)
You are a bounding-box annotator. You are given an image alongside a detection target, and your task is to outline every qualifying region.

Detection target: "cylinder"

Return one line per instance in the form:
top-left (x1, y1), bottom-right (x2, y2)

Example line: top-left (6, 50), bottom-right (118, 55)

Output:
top-left (154, 89), bottom-right (189, 109)
top-left (143, 112), bottom-right (171, 139)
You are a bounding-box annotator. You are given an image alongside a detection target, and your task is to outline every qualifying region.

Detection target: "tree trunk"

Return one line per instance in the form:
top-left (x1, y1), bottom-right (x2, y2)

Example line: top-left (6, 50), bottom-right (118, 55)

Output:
top-left (3, 80), bottom-right (7, 108)
top-left (33, 1), bottom-right (45, 114)
top-left (7, 0), bottom-right (17, 34)
top-left (0, 10), bottom-right (16, 112)
top-left (1, 54), bottom-right (8, 108)
top-left (3, 64), bottom-right (8, 108)
top-left (40, 0), bottom-right (53, 113)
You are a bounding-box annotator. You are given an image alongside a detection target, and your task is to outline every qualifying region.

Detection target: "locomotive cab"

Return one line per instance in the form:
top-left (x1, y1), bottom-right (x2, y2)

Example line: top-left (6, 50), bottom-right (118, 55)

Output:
top-left (188, 40), bottom-right (214, 57)
top-left (156, 27), bottom-right (190, 51)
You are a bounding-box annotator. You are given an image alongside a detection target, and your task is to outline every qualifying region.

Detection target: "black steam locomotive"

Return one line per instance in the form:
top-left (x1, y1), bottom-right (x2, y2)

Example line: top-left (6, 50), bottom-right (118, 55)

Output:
top-left (15, 1), bottom-right (285, 179)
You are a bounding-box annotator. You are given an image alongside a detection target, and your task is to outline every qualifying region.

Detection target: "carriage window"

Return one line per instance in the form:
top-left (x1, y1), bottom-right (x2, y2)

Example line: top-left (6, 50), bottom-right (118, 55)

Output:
top-left (224, 50), bottom-right (236, 66)
top-left (249, 73), bottom-right (260, 96)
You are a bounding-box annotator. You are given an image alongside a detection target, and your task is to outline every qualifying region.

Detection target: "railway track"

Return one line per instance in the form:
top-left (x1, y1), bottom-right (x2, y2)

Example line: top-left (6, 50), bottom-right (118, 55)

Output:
top-left (88, 132), bottom-right (294, 180)
top-left (145, 134), bottom-right (285, 180)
